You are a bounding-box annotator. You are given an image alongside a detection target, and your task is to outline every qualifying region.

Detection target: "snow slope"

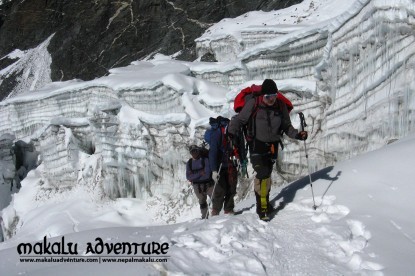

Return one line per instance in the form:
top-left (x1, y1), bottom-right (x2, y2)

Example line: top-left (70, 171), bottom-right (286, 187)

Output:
top-left (1, 135), bottom-right (414, 275)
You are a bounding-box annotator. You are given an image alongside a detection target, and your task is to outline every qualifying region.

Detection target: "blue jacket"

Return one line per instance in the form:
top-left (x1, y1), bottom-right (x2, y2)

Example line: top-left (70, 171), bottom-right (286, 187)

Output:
top-left (208, 127), bottom-right (232, 171)
top-left (186, 157), bottom-right (211, 183)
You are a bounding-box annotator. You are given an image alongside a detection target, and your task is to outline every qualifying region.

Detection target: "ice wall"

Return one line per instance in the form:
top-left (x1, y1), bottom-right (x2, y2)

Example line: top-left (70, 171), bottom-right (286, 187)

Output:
top-left (191, 0), bottom-right (415, 176)
top-left (320, 0), bottom-right (415, 160)
top-left (0, 62), bottom-right (222, 209)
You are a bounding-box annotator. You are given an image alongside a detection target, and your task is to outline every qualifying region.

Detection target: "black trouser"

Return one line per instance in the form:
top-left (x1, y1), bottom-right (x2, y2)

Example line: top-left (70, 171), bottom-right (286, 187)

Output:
top-left (192, 181), bottom-right (214, 219)
top-left (211, 165), bottom-right (237, 213)
top-left (249, 139), bottom-right (278, 216)
top-left (249, 139), bottom-right (277, 179)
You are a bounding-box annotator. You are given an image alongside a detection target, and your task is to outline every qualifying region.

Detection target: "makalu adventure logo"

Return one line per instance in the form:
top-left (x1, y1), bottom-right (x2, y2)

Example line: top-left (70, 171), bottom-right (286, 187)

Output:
top-left (17, 236), bottom-right (170, 264)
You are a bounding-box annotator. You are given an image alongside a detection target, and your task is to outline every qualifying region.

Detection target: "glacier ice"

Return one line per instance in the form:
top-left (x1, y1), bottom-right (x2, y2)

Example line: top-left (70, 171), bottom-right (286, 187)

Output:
top-left (192, 0), bottom-right (415, 173)
top-left (0, 0), bottom-right (414, 233)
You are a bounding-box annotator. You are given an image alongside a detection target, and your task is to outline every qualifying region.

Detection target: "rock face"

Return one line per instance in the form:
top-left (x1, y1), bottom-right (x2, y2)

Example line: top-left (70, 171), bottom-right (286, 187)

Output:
top-left (0, 0), bottom-right (302, 100)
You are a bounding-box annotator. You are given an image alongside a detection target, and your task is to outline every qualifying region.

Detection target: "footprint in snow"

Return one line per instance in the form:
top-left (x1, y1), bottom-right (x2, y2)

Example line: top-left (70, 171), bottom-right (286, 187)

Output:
top-left (173, 226), bottom-right (187, 233)
top-left (319, 219), bottom-right (383, 272)
top-left (199, 246), bottom-right (228, 262)
top-left (297, 195), bottom-right (350, 222)
top-left (319, 204), bottom-right (350, 221)
top-left (304, 196), bottom-right (383, 273)
top-left (311, 213), bottom-right (331, 223)
top-left (213, 218), bottom-right (228, 224)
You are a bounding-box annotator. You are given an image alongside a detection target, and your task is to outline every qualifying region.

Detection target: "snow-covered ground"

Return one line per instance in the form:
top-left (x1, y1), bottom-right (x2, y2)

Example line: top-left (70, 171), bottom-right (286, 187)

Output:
top-left (1, 133), bottom-right (414, 275)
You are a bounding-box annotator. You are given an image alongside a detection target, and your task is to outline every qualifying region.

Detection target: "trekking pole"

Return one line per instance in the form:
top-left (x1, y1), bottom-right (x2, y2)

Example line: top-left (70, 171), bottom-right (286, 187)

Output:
top-left (241, 159), bottom-right (249, 178)
top-left (208, 162), bottom-right (223, 218)
top-left (298, 112), bottom-right (317, 210)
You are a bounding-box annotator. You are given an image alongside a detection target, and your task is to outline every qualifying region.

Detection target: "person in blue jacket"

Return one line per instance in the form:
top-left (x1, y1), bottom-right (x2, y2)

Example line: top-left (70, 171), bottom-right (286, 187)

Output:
top-left (186, 145), bottom-right (213, 219)
top-left (207, 117), bottom-right (237, 216)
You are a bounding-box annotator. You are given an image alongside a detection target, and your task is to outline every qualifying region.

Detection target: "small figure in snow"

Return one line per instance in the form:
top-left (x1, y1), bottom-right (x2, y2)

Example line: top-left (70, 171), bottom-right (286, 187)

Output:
top-left (186, 145), bottom-right (213, 219)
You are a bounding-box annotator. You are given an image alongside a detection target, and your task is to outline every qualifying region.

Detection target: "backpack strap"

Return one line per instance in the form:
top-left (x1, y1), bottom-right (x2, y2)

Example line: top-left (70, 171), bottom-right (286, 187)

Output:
top-left (246, 96), bottom-right (261, 151)
top-left (187, 158), bottom-right (192, 172)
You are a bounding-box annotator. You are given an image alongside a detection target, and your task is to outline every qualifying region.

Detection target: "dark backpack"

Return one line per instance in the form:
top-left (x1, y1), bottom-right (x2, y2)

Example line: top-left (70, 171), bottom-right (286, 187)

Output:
top-left (204, 116), bottom-right (235, 165)
top-left (187, 145), bottom-right (209, 172)
top-left (204, 116), bottom-right (229, 144)
top-left (187, 145), bottom-right (214, 186)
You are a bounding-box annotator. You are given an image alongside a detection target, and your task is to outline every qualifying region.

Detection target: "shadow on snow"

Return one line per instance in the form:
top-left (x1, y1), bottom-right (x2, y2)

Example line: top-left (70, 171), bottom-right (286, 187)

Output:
top-left (269, 166), bottom-right (342, 218)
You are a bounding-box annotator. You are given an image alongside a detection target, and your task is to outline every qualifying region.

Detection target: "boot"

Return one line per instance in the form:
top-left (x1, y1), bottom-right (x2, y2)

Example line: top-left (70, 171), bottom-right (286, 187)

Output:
top-left (211, 209), bottom-right (219, 216)
top-left (259, 213), bottom-right (270, 222)
top-left (200, 203), bottom-right (208, 219)
top-left (201, 208), bottom-right (208, 219)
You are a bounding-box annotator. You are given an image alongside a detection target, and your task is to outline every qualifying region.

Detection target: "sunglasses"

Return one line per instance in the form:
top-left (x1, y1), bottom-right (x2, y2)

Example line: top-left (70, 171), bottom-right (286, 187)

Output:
top-left (264, 93), bottom-right (277, 100)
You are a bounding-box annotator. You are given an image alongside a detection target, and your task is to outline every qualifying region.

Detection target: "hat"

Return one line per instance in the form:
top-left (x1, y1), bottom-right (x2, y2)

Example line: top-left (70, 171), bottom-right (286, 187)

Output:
top-left (189, 145), bottom-right (200, 153)
top-left (261, 79), bottom-right (278, 95)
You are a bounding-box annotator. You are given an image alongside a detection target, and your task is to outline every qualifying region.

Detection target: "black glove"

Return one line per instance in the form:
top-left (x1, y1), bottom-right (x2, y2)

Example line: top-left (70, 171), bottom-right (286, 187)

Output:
top-left (295, 131), bottom-right (308, 141)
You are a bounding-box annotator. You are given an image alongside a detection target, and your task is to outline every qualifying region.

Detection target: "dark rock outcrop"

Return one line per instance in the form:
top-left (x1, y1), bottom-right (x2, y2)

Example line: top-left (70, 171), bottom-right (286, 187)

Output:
top-left (0, 0), bottom-right (302, 100)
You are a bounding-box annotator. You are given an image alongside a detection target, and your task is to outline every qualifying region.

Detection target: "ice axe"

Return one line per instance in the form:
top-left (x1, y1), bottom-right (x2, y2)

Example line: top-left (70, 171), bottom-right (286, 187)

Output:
top-left (298, 112), bottom-right (317, 210)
